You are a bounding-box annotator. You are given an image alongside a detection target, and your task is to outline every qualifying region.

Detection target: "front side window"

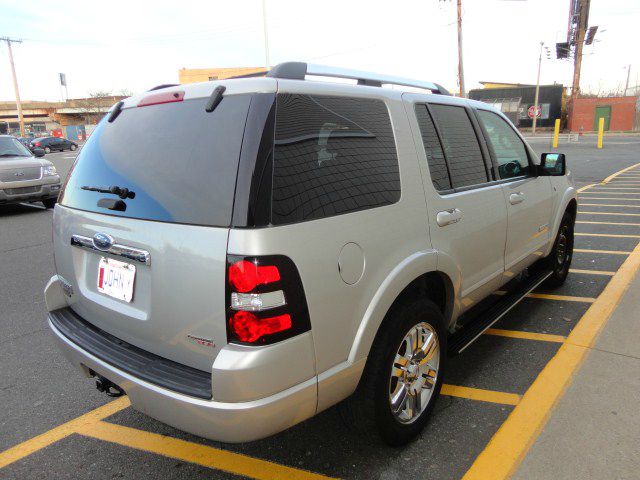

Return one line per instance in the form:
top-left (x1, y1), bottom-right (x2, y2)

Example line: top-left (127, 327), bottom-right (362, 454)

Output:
top-left (477, 109), bottom-right (530, 179)
top-left (272, 94), bottom-right (400, 225)
top-left (428, 104), bottom-right (488, 188)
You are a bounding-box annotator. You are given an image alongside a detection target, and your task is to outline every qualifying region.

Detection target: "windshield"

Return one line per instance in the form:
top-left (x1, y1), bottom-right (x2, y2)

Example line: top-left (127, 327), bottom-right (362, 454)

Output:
top-left (0, 137), bottom-right (32, 158)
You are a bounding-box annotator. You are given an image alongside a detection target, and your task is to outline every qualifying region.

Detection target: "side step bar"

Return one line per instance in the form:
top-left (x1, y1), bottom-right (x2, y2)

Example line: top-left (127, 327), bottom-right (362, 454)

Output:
top-left (449, 269), bottom-right (553, 355)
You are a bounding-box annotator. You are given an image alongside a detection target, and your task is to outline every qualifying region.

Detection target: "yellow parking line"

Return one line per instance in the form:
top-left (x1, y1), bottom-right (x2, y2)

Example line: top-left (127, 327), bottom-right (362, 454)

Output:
top-left (526, 293), bottom-right (596, 303)
top-left (0, 397), bottom-right (130, 469)
top-left (484, 328), bottom-right (565, 343)
top-left (602, 162), bottom-right (640, 183)
top-left (441, 385), bottom-right (521, 406)
top-left (576, 184), bottom-right (595, 193)
top-left (577, 220), bottom-right (640, 226)
top-left (580, 205), bottom-right (640, 210)
top-left (575, 232), bottom-right (640, 238)
top-left (578, 196), bottom-right (640, 201)
top-left (76, 421), bottom-right (334, 480)
top-left (574, 248), bottom-right (631, 255)
top-left (569, 268), bottom-right (615, 276)
top-left (462, 240), bottom-right (640, 480)
top-left (581, 191), bottom-right (640, 195)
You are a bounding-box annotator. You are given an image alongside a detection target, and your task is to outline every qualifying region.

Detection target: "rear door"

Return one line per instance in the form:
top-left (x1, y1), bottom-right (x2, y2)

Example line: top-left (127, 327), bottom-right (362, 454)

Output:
top-left (474, 108), bottom-right (553, 276)
top-left (411, 98), bottom-right (508, 309)
top-left (54, 90), bottom-right (252, 371)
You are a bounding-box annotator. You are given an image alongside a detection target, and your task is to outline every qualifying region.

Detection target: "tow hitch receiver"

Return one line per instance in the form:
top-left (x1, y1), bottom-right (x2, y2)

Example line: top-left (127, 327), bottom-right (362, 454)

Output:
top-left (94, 373), bottom-right (125, 398)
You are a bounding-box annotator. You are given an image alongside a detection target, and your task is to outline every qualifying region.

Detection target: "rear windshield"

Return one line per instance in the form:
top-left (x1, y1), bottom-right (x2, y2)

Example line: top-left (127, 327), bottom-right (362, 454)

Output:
top-left (60, 95), bottom-right (251, 227)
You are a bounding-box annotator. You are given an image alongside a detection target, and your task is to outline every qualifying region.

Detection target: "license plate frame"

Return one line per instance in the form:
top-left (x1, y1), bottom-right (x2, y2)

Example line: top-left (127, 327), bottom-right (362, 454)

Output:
top-left (97, 257), bottom-right (136, 303)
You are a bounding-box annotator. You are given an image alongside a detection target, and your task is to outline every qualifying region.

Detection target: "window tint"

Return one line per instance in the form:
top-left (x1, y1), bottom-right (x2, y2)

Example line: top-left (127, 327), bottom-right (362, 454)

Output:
top-left (272, 94), bottom-right (400, 225)
top-left (60, 95), bottom-right (251, 227)
top-left (477, 110), bottom-right (530, 179)
top-left (415, 105), bottom-right (451, 191)
top-left (429, 104), bottom-right (488, 188)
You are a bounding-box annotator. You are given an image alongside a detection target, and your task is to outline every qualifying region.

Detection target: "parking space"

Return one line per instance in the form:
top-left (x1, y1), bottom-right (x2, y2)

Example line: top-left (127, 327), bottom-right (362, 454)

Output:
top-left (2, 147), bottom-right (640, 479)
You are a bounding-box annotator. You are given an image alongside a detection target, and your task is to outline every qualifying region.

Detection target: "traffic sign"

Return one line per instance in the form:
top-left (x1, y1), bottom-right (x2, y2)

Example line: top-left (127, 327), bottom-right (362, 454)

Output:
top-left (528, 105), bottom-right (541, 119)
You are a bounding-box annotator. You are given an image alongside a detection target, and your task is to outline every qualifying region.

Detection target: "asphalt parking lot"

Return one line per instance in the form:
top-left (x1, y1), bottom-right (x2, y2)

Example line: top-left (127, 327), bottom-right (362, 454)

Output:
top-left (1, 137), bottom-right (640, 479)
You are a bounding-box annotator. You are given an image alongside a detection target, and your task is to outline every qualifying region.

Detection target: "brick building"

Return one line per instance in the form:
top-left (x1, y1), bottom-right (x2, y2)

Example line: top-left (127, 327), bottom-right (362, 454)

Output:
top-left (569, 95), bottom-right (639, 132)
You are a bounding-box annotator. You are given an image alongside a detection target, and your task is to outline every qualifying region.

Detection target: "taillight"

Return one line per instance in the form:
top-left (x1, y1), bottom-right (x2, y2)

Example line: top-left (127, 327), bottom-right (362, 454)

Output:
top-left (35, 142), bottom-right (41, 146)
top-left (226, 255), bottom-right (310, 345)
top-left (137, 90), bottom-right (185, 107)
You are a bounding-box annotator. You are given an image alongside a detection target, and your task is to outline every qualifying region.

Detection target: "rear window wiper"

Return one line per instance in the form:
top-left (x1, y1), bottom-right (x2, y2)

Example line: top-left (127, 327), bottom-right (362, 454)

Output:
top-left (81, 185), bottom-right (136, 199)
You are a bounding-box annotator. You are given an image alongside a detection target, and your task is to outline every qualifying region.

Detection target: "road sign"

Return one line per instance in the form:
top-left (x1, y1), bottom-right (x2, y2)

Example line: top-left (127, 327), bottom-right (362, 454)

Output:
top-left (528, 105), bottom-right (541, 119)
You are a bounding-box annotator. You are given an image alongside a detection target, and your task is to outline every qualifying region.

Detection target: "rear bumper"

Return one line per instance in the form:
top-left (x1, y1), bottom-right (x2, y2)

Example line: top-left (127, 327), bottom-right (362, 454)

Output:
top-left (48, 313), bottom-right (318, 443)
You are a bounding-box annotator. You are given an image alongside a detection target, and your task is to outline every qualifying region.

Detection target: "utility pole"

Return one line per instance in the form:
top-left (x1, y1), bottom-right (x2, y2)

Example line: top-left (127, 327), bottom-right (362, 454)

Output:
top-left (456, 0), bottom-right (466, 97)
top-left (624, 64), bottom-right (631, 96)
top-left (2, 36), bottom-right (25, 137)
top-left (262, 0), bottom-right (270, 69)
top-left (568, 0), bottom-right (590, 130)
top-left (532, 42), bottom-right (544, 135)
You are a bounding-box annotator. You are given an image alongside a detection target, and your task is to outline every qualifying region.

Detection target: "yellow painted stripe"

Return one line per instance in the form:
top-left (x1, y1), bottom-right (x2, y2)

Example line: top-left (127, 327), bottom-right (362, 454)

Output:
top-left (580, 204), bottom-right (640, 209)
top-left (576, 183), bottom-right (596, 193)
top-left (602, 163), bottom-right (640, 183)
top-left (76, 421), bottom-right (335, 480)
top-left (484, 328), bottom-right (565, 343)
top-left (575, 232), bottom-right (640, 238)
top-left (526, 293), bottom-right (596, 303)
top-left (578, 210), bottom-right (640, 217)
top-left (569, 268), bottom-right (615, 276)
top-left (463, 242), bottom-right (640, 480)
top-left (584, 190), bottom-right (640, 194)
top-left (0, 397), bottom-right (130, 469)
top-left (605, 182), bottom-right (640, 185)
top-left (578, 196), bottom-right (640, 201)
top-left (577, 220), bottom-right (640, 226)
top-left (441, 385), bottom-right (521, 406)
top-left (574, 248), bottom-right (631, 255)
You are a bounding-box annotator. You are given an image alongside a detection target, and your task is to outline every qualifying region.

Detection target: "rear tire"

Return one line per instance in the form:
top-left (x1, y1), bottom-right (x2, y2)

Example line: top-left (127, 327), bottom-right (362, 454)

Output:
top-left (44, 146), bottom-right (51, 154)
top-left (43, 198), bottom-right (56, 209)
top-left (543, 212), bottom-right (574, 288)
top-left (342, 298), bottom-right (447, 446)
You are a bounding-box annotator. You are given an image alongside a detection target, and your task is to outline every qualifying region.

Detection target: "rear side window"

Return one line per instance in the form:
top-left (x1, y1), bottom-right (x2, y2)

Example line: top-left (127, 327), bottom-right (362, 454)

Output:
top-left (60, 95), bottom-right (251, 227)
top-left (271, 94), bottom-right (400, 225)
top-left (414, 105), bottom-right (451, 191)
top-left (429, 104), bottom-right (488, 188)
top-left (476, 110), bottom-right (530, 179)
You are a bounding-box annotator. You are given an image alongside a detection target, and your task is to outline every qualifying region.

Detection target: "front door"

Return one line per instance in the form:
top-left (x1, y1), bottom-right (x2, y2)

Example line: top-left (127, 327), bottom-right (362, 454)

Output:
top-left (475, 109), bottom-right (554, 276)
top-left (594, 105), bottom-right (611, 131)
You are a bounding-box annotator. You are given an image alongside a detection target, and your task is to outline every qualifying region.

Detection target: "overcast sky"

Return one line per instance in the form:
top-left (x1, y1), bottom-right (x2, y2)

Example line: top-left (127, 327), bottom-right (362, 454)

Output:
top-left (1, 0), bottom-right (638, 101)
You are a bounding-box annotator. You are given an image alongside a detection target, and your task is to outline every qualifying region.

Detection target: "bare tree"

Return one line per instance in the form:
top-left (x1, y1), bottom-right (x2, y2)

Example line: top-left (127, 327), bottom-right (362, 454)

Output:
top-left (76, 90), bottom-right (115, 124)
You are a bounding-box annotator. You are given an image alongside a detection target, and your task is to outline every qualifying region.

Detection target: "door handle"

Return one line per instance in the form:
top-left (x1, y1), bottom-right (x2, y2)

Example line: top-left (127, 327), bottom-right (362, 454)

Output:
top-left (509, 192), bottom-right (525, 205)
top-left (436, 208), bottom-right (463, 227)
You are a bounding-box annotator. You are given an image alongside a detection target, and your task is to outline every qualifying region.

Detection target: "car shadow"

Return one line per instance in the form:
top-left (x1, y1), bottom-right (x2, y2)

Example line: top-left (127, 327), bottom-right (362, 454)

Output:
top-left (0, 203), bottom-right (47, 216)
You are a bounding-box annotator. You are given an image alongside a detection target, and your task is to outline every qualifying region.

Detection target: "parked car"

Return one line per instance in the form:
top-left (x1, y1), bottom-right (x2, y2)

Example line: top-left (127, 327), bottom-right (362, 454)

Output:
top-left (30, 136), bottom-right (78, 154)
top-left (0, 135), bottom-right (61, 209)
top-left (44, 62), bottom-right (576, 446)
top-left (17, 136), bottom-right (35, 149)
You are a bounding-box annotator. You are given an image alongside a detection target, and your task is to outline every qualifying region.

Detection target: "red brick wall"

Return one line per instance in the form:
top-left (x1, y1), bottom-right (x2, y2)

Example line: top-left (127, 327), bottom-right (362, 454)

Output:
top-left (569, 96), bottom-right (638, 132)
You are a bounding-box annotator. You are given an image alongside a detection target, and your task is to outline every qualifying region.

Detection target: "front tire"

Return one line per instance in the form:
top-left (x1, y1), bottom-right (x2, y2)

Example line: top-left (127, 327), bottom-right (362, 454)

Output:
top-left (70, 144), bottom-right (77, 151)
top-left (543, 212), bottom-right (575, 288)
top-left (343, 298), bottom-right (447, 446)
top-left (43, 198), bottom-right (56, 209)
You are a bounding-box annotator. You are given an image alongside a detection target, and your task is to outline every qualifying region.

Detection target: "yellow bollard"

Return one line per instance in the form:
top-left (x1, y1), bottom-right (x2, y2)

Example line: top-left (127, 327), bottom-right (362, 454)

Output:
top-left (597, 117), bottom-right (604, 149)
top-left (552, 119), bottom-right (560, 148)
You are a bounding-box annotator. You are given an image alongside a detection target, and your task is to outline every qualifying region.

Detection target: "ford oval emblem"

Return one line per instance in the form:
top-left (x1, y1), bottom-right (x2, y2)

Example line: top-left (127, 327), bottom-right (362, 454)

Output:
top-left (92, 233), bottom-right (114, 251)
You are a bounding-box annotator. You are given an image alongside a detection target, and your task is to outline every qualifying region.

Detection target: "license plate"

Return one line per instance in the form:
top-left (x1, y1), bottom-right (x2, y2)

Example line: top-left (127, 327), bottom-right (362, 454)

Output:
top-left (97, 257), bottom-right (136, 303)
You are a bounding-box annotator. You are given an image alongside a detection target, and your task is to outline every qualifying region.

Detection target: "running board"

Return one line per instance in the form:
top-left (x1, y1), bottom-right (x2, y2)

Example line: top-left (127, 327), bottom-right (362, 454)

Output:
top-left (449, 269), bottom-right (553, 355)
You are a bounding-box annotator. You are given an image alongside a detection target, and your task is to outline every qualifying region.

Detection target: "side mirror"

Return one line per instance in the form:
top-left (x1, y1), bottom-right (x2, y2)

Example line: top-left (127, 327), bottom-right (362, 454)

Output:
top-left (32, 148), bottom-right (46, 158)
top-left (539, 153), bottom-right (566, 176)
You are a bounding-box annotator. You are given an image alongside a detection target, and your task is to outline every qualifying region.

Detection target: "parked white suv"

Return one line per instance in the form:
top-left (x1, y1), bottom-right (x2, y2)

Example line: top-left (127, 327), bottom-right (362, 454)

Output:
top-left (45, 62), bottom-right (576, 446)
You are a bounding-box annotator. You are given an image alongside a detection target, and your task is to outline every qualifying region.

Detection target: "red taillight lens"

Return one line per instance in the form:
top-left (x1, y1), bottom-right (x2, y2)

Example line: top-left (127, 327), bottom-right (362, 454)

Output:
top-left (137, 90), bottom-right (185, 107)
top-left (229, 311), bottom-right (292, 343)
top-left (228, 260), bottom-right (280, 293)
top-left (35, 142), bottom-right (41, 146)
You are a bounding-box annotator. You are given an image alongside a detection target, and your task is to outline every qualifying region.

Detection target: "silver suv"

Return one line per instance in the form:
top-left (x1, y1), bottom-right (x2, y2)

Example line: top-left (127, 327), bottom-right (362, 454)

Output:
top-left (0, 135), bottom-right (61, 209)
top-left (45, 62), bottom-right (576, 446)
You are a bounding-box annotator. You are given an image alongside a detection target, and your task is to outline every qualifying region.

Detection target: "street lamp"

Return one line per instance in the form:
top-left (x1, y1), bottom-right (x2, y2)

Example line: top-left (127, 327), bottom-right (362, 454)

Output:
top-left (532, 42), bottom-right (550, 135)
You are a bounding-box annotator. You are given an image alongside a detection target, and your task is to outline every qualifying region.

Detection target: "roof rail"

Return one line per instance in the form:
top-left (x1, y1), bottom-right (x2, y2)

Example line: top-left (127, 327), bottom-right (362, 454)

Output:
top-left (266, 62), bottom-right (451, 95)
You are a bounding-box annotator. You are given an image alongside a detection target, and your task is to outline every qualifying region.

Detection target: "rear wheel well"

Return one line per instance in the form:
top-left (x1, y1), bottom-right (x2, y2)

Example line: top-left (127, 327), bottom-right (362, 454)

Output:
top-left (388, 272), bottom-right (453, 326)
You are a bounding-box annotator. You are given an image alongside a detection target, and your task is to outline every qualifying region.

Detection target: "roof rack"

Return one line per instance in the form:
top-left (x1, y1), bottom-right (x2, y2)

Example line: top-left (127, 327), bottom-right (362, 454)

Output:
top-left (265, 62), bottom-right (451, 95)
